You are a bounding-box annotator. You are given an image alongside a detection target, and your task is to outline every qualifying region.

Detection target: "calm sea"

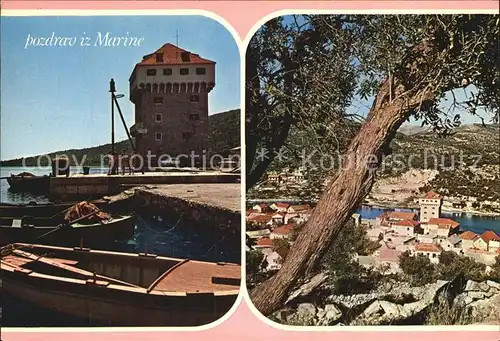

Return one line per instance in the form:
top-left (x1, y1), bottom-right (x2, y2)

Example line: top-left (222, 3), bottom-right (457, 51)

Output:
top-left (0, 166), bottom-right (240, 326)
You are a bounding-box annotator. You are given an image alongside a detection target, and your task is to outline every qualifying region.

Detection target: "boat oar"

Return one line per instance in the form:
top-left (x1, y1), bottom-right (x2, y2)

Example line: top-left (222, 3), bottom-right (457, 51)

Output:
top-left (34, 209), bottom-right (103, 242)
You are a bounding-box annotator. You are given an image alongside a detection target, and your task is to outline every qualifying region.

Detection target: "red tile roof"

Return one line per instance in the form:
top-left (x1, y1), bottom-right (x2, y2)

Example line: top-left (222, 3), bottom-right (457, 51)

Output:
top-left (256, 238), bottom-right (273, 247)
top-left (393, 219), bottom-right (420, 227)
top-left (428, 218), bottom-right (460, 229)
top-left (424, 191), bottom-right (442, 199)
top-left (415, 243), bottom-right (442, 253)
top-left (274, 203), bottom-right (290, 209)
top-left (459, 231), bottom-right (479, 240)
top-left (247, 214), bottom-right (272, 223)
top-left (256, 203), bottom-right (268, 208)
top-left (480, 230), bottom-right (500, 243)
top-left (288, 204), bottom-right (311, 212)
top-left (272, 224), bottom-right (294, 235)
top-left (136, 43), bottom-right (215, 66)
top-left (386, 211), bottom-right (417, 221)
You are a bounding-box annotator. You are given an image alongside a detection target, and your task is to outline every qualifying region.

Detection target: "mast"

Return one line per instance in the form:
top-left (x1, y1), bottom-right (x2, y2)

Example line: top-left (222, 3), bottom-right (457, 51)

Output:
top-left (109, 78), bottom-right (116, 154)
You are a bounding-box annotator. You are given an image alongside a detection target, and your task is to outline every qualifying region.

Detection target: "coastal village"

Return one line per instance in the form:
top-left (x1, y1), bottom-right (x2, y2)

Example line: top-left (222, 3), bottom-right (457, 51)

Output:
top-left (246, 190), bottom-right (500, 274)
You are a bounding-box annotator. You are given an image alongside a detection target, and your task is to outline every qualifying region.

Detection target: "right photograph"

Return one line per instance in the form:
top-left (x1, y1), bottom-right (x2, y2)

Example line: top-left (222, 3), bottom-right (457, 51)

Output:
top-left (245, 14), bottom-right (500, 326)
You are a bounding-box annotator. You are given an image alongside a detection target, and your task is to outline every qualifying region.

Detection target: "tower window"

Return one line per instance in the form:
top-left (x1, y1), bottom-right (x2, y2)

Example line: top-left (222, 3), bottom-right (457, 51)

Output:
top-left (180, 68), bottom-right (189, 75)
top-left (190, 94), bottom-right (199, 102)
top-left (155, 113), bottom-right (162, 122)
top-left (147, 69), bottom-right (157, 76)
top-left (154, 97), bottom-right (163, 105)
top-left (196, 68), bottom-right (206, 75)
top-left (163, 68), bottom-right (172, 75)
top-left (155, 132), bottom-right (163, 141)
top-left (155, 53), bottom-right (164, 62)
top-left (182, 132), bottom-right (192, 139)
top-left (189, 114), bottom-right (200, 121)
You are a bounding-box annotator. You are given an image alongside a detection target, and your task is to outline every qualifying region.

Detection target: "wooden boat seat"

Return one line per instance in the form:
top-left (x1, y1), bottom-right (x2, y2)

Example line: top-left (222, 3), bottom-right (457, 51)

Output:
top-left (11, 219), bottom-right (22, 228)
top-left (147, 260), bottom-right (241, 293)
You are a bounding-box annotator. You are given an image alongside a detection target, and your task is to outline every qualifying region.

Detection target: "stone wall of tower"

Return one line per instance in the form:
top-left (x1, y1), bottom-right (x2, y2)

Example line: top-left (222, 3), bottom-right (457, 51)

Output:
top-left (419, 198), bottom-right (442, 222)
top-left (133, 89), bottom-right (209, 167)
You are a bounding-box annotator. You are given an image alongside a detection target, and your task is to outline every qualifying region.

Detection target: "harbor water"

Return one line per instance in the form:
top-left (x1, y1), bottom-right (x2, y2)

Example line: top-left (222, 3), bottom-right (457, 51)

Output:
top-left (1, 166), bottom-right (240, 326)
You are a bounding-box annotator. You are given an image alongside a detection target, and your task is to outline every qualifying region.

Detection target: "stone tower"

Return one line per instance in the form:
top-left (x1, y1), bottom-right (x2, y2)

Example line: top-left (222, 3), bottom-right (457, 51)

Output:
top-left (419, 191), bottom-right (442, 222)
top-left (129, 43), bottom-right (215, 168)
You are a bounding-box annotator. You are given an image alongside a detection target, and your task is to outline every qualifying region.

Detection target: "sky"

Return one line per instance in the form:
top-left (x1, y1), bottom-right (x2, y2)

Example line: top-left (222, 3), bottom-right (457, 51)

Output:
top-left (0, 15), bottom-right (241, 160)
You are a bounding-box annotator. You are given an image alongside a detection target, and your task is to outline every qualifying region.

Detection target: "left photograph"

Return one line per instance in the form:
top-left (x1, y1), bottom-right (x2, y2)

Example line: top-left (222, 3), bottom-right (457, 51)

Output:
top-left (0, 14), bottom-right (242, 327)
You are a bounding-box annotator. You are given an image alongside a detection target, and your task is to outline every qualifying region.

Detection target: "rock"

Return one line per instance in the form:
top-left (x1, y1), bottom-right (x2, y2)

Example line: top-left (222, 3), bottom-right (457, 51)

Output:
top-left (297, 303), bottom-right (317, 317)
top-left (478, 281), bottom-right (490, 292)
top-left (486, 280), bottom-right (500, 291)
top-left (285, 273), bottom-right (328, 305)
top-left (321, 304), bottom-right (342, 325)
top-left (465, 280), bottom-right (482, 292)
top-left (363, 301), bottom-right (383, 317)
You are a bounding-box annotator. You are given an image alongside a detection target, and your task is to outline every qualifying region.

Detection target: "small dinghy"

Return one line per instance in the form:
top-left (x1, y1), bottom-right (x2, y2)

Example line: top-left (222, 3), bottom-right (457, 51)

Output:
top-left (0, 201), bottom-right (135, 246)
top-left (1, 243), bottom-right (241, 326)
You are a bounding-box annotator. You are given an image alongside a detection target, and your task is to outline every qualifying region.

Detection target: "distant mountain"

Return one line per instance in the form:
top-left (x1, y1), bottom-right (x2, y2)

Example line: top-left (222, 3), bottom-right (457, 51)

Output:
top-left (1, 109), bottom-right (240, 167)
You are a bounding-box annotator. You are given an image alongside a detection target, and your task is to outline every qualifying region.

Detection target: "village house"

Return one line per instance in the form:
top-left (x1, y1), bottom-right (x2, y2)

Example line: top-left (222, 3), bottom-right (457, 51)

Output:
top-left (246, 214), bottom-right (273, 227)
top-left (459, 231), bottom-right (479, 250)
top-left (246, 229), bottom-right (271, 240)
top-left (417, 232), bottom-right (438, 244)
top-left (286, 204), bottom-right (311, 214)
top-left (254, 237), bottom-right (273, 250)
top-left (267, 173), bottom-right (281, 185)
top-left (390, 219), bottom-right (420, 237)
top-left (414, 243), bottom-right (442, 264)
top-left (252, 203), bottom-right (270, 213)
top-left (440, 234), bottom-right (462, 251)
top-left (422, 217), bottom-right (461, 241)
top-left (270, 224), bottom-right (294, 239)
top-left (271, 202), bottom-right (290, 212)
top-left (271, 212), bottom-right (285, 225)
top-left (377, 211), bottom-right (417, 229)
top-left (418, 191), bottom-right (443, 222)
top-left (473, 231), bottom-right (500, 252)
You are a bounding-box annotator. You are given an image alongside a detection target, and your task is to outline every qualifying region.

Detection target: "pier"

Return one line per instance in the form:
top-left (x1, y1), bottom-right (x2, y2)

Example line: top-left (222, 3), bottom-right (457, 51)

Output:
top-left (49, 171), bottom-right (240, 201)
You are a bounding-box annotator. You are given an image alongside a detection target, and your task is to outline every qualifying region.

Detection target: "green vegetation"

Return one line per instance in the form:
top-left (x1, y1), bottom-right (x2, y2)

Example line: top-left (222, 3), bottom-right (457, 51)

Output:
top-left (0, 109), bottom-right (240, 167)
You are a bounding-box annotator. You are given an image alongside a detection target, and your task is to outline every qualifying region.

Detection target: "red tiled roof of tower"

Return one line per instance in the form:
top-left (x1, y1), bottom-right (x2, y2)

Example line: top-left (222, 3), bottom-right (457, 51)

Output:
top-left (136, 43), bottom-right (215, 66)
top-left (424, 191), bottom-right (442, 199)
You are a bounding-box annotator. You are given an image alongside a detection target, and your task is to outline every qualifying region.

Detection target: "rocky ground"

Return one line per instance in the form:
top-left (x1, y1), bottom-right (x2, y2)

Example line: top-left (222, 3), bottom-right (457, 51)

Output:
top-left (270, 274), bottom-right (500, 326)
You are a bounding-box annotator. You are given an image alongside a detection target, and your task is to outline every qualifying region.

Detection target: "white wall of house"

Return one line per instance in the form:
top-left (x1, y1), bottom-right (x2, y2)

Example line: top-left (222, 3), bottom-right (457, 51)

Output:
top-left (473, 238), bottom-right (489, 251)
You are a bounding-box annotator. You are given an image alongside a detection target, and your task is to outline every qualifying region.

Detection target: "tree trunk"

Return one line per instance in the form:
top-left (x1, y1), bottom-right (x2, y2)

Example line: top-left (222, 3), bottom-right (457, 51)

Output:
top-left (249, 77), bottom-right (434, 316)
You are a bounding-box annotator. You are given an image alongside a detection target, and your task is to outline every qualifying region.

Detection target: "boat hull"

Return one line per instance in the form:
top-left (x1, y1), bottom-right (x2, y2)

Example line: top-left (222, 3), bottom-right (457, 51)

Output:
top-left (0, 216), bottom-right (135, 247)
top-left (2, 272), bottom-right (237, 326)
top-left (7, 176), bottom-right (50, 194)
top-left (0, 200), bottom-right (110, 217)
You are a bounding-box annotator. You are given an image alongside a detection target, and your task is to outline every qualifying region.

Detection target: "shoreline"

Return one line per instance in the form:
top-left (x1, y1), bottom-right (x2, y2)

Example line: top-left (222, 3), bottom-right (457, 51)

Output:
top-left (363, 200), bottom-right (500, 218)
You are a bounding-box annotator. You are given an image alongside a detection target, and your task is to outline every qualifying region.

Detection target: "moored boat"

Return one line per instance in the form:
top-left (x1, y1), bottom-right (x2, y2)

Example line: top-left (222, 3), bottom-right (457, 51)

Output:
top-left (0, 199), bottom-right (110, 217)
top-left (0, 214), bottom-right (135, 246)
top-left (6, 173), bottom-right (51, 194)
top-left (1, 243), bottom-right (241, 326)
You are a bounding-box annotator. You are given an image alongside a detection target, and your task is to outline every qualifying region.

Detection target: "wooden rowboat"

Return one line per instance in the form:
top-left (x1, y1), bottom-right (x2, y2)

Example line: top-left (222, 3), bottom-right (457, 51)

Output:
top-left (1, 243), bottom-right (241, 326)
top-left (0, 199), bottom-right (110, 217)
top-left (0, 215), bottom-right (135, 247)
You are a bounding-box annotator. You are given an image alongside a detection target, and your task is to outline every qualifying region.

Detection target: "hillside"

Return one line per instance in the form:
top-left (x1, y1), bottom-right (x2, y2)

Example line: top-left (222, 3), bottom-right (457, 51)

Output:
top-left (1, 109), bottom-right (240, 167)
top-left (251, 123), bottom-right (500, 203)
